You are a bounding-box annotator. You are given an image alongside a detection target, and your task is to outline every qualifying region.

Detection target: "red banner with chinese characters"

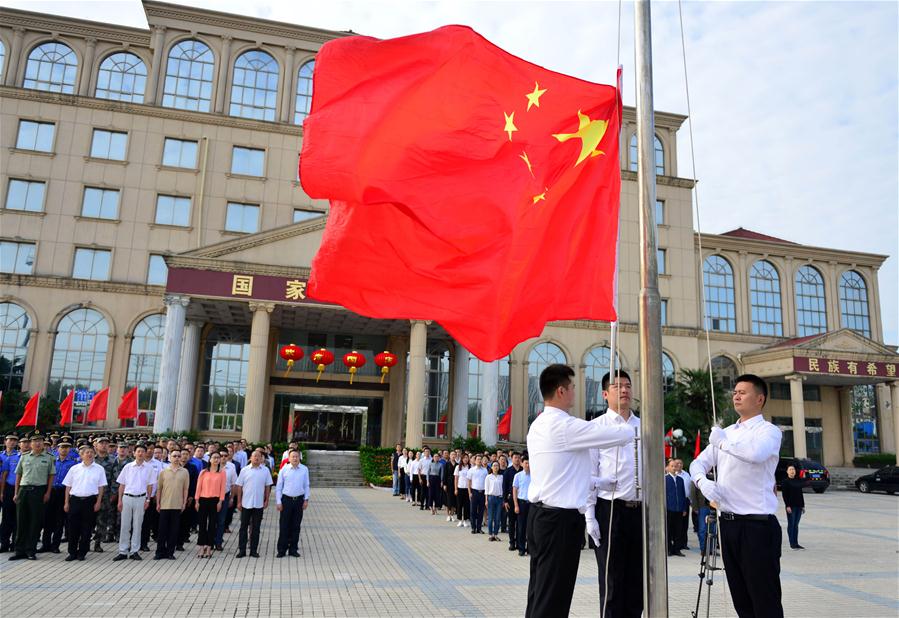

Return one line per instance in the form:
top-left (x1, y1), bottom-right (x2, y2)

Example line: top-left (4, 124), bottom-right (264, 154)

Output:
top-left (167, 268), bottom-right (315, 305)
top-left (793, 356), bottom-right (897, 378)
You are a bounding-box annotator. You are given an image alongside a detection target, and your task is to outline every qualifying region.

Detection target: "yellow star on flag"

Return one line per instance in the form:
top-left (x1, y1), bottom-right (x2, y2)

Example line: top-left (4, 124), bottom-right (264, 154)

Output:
top-left (503, 111), bottom-right (518, 141)
top-left (519, 151), bottom-right (535, 177)
top-left (552, 111), bottom-right (609, 166)
top-left (533, 188), bottom-right (548, 204)
top-left (526, 82), bottom-right (547, 111)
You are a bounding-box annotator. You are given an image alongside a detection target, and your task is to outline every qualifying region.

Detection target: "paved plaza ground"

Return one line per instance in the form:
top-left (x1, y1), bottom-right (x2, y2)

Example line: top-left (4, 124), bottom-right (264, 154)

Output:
top-left (0, 487), bottom-right (896, 617)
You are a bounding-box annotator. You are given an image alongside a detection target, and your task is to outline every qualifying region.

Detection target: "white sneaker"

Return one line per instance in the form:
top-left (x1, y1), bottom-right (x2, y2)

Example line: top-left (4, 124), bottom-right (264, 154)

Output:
top-left (446, 515), bottom-right (451, 522)
top-left (457, 521), bottom-right (463, 528)
top-left (464, 521), bottom-right (470, 527)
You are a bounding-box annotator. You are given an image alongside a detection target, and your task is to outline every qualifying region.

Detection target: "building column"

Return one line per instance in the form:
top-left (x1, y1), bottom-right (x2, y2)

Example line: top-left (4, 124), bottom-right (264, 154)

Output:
top-left (153, 295), bottom-right (189, 433)
top-left (4, 27), bottom-right (25, 86)
top-left (576, 362), bottom-right (587, 419)
top-left (78, 38), bottom-right (97, 96)
top-left (838, 387), bottom-right (855, 466)
top-left (516, 359), bottom-right (530, 442)
top-left (787, 374), bottom-right (807, 459)
top-left (214, 35), bottom-right (233, 114)
top-left (735, 251), bottom-right (750, 333)
top-left (481, 360), bottom-right (499, 446)
top-left (280, 46), bottom-right (297, 124)
top-left (891, 382), bottom-right (899, 465)
top-left (783, 257), bottom-right (797, 337)
top-left (241, 302), bottom-right (274, 442)
top-left (145, 26), bottom-right (166, 105)
top-left (173, 321), bottom-right (202, 432)
top-left (103, 331), bottom-right (127, 429)
top-left (876, 383), bottom-right (895, 455)
top-left (404, 320), bottom-right (427, 448)
top-left (450, 342), bottom-right (469, 440)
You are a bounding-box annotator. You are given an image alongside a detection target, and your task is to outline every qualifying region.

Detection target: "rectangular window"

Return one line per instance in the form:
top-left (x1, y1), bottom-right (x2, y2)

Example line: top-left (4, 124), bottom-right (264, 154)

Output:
top-left (5, 179), bottom-right (46, 212)
top-left (657, 248), bottom-right (667, 274)
top-left (154, 195), bottom-right (191, 227)
top-left (293, 209), bottom-right (324, 223)
top-left (225, 202), bottom-right (260, 234)
top-left (0, 241), bottom-right (36, 274)
top-left (231, 146), bottom-right (265, 176)
top-left (72, 248), bottom-right (111, 281)
top-left (81, 187), bottom-right (120, 220)
top-left (147, 254), bottom-right (168, 285)
top-left (661, 299), bottom-right (668, 326)
top-left (655, 199), bottom-right (665, 226)
top-left (90, 129), bottom-right (128, 160)
top-left (162, 138), bottom-right (198, 168)
top-left (16, 120), bottom-right (55, 152)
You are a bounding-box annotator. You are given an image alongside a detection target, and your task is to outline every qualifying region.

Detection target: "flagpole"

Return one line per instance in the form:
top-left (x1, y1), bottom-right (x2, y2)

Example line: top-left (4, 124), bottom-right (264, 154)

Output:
top-left (635, 0), bottom-right (669, 615)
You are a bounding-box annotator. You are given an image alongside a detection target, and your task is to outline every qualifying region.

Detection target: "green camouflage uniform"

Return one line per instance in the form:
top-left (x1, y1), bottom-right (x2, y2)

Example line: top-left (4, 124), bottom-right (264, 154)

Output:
top-left (93, 454), bottom-right (118, 542)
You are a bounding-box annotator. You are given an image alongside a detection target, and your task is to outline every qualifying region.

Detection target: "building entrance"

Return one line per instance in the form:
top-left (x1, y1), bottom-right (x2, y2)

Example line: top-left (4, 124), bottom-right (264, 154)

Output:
top-left (272, 394), bottom-right (383, 448)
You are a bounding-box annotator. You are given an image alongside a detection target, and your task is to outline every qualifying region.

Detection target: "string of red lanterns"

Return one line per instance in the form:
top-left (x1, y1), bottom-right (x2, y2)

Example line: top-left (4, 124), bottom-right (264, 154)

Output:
top-left (277, 345), bottom-right (398, 385)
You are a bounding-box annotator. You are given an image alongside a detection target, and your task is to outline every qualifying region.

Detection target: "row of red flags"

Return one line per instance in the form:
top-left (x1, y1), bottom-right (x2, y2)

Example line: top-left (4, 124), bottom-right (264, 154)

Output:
top-left (15, 387), bottom-right (139, 428)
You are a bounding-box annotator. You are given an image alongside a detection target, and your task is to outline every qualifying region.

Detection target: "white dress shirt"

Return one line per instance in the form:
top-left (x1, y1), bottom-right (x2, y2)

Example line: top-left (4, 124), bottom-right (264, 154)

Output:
top-left (223, 461), bottom-right (238, 492)
top-left (116, 460), bottom-right (158, 495)
top-left (148, 457), bottom-right (165, 497)
top-left (404, 458), bottom-right (414, 475)
top-left (467, 466), bottom-right (488, 491)
top-left (419, 456), bottom-right (431, 475)
top-left (276, 463), bottom-right (310, 505)
top-left (235, 464), bottom-right (273, 509)
top-left (586, 409), bottom-right (642, 508)
top-left (233, 449), bottom-right (248, 468)
top-left (527, 406), bottom-right (633, 512)
top-left (677, 470), bottom-right (693, 503)
top-left (689, 414), bottom-right (782, 515)
top-left (484, 473), bottom-right (503, 497)
top-left (455, 466), bottom-right (470, 489)
top-left (63, 462), bottom-right (108, 497)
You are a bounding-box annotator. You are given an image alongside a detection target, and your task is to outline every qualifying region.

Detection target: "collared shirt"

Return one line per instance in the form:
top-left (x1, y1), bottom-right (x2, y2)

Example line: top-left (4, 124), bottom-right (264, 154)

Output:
top-left (484, 473), bottom-right (503, 497)
top-left (52, 456), bottom-right (78, 488)
top-left (587, 408), bottom-right (642, 506)
top-left (502, 465), bottom-right (521, 500)
top-left (232, 450), bottom-right (248, 469)
top-left (116, 460), bottom-right (158, 494)
top-left (397, 455), bottom-right (407, 469)
top-left (235, 464), bottom-right (273, 509)
top-left (513, 470), bottom-right (531, 502)
top-left (223, 461), bottom-right (238, 492)
top-left (677, 470), bottom-right (692, 500)
top-left (427, 460), bottom-right (442, 477)
top-left (156, 466), bottom-right (189, 510)
top-left (409, 460), bottom-right (420, 475)
top-left (15, 451), bottom-right (55, 486)
top-left (467, 466), bottom-right (488, 491)
top-left (527, 406), bottom-right (633, 512)
top-left (455, 466), bottom-right (470, 489)
top-left (1, 450), bottom-right (21, 485)
top-left (63, 462), bottom-right (107, 497)
top-left (147, 458), bottom-right (166, 497)
top-left (689, 414), bottom-right (782, 515)
top-left (419, 456), bottom-right (431, 475)
top-left (275, 463), bottom-right (310, 505)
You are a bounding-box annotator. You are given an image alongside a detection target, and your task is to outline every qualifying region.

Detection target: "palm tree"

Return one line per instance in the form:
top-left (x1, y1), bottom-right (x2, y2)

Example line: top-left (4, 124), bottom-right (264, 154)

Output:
top-left (664, 369), bottom-right (735, 441)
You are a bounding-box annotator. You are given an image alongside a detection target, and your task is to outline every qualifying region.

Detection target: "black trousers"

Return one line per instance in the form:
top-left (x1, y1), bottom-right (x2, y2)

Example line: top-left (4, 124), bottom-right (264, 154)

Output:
top-left (238, 507), bottom-right (264, 553)
top-left (595, 499), bottom-right (644, 618)
top-left (196, 497), bottom-right (218, 547)
top-left (41, 486), bottom-right (67, 550)
top-left (720, 516), bottom-right (783, 618)
top-left (427, 476), bottom-right (442, 509)
top-left (14, 485), bottom-right (47, 555)
top-left (398, 469), bottom-right (406, 494)
top-left (411, 476), bottom-right (421, 504)
top-left (155, 509), bottom-right (181, 558)
top-left (141, 497), bottom-right (158, 546)
top-left (469, 490), bottom-right (484, 532)
top-left (178, 498), bottom-right (196, 545)
top-left (525, 503), bottom-right (585, 618)
top-left (457, 488), bottom-right (470, 521)
top-left (516, 500), bottom-right (530, 552)
top-left (680, 508), bottom-right (690, 548)
top-left (277, 494), bottom-right (305, 554)
top-left (667, 510), bottom-right (687, 555)
top-left (67, 495), bottom-right (97, 558)
top-left (0, 486), bottom-right (16, 548)
top-left (506, 498), bottom-right (517, 547)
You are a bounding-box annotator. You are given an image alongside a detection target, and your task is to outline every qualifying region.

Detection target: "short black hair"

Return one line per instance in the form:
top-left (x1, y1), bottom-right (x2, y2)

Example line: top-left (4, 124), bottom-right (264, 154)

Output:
top-left (540, 363), bottom-right (574, 399)
top-left (735, 373), bottom-right (768, 404)
top-left (601, 370), bottom-right (631, 391)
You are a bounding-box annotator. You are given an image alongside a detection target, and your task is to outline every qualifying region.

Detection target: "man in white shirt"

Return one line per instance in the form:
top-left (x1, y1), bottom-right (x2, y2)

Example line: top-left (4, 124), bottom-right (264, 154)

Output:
top-left (525, 364), bottom-right (633, 618)
top-left (690, 373), bottom-right (784, 618)
top-left (63, 444), bottom-right (107, 561)
top-left (584, 370), bottom-right (643, 618)
top-left (234, 450), bottom-right (273, 558)
top-left (214, 448), bottom-right (238, 551)
top-left (114, 444), bottom-right (157, 561)
top-left (275, 449), bottom-right (310, 558)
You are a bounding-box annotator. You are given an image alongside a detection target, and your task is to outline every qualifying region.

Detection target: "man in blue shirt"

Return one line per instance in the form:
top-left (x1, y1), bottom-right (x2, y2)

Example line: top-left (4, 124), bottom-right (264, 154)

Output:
top-left (0, 434), bottom-right (22, 552)
top-left (275, 449), bottom-right (310, 558)
top-left (513, 456), bottom-right (531, 556)
top-left (40, 439), bottom-right (77, 553)
top-left (503, 452), bottom-right (522, 551)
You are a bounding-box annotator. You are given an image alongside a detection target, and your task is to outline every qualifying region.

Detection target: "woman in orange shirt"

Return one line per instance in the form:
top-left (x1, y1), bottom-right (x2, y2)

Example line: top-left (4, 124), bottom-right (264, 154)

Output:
top-left (194, 453), bottom-right (226, 558)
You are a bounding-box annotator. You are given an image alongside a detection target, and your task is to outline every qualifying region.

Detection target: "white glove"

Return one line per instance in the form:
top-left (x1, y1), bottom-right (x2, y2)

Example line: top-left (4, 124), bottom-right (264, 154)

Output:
top-left (585, 513), bottom-right (601, 546)
top-left (709, 426), bottom-right (726, 448)
top-left (591, 476), bottom-right (617, 492)
top-left (695, 477), bottom-right (721, 503)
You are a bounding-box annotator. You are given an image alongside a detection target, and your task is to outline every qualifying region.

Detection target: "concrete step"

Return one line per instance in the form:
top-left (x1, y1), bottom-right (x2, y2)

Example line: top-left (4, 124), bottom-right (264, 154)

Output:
top-left (306, 450), bottom-right (364, 488)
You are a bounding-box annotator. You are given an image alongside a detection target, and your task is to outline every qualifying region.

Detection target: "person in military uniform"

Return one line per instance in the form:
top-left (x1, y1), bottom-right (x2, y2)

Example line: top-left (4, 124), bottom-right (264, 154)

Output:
top-left (0, 433), bottom-right (21, 552)
top-left (40, 438), bottom-right (76, 553)
top-left (9, 432), bottom-right (55, 560)
top-left (92, 437), bottom-right (118, 550)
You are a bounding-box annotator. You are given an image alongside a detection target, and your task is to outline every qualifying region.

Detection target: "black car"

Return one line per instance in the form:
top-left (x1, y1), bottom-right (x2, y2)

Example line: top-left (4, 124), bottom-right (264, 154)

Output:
top-left (855, 466), bottom-right (899, 495)
top-left (775, 457), bottom-right (831, 493)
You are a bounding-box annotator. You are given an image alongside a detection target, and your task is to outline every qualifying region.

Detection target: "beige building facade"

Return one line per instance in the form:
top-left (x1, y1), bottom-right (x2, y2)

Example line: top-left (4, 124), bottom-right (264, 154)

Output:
top-left (1, 2), bottom-right (896, 465)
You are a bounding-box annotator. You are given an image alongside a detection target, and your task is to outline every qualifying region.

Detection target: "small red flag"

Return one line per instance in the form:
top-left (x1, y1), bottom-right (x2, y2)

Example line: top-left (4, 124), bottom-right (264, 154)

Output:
top-left (301, 25), bottom-right (621, 361)
top-left (437, 414), bottom-right (448, 437)
top-left (85, 387), bottom-right (109, 423)
top-left (497, 406), bottom-right (512, 437)
top-left (694, 430), bottom-right (701, 459)
top-left (118, 387), bottom-right (138, 420)
top-left (16, 392), bottom-right (40, 427)
top-left (664, 427), bottom-right (673, 459)
top-left (59, 390), bottom-right (74, 425)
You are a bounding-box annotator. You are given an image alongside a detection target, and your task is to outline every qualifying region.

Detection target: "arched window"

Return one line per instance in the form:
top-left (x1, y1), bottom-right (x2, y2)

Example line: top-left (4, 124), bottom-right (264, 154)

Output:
top-left (750, 260), bottom-right (783, 336)
top-left (125, 315), bottom-right (164, 427)
top-left (199, 327), bottom-right (250, 431)
top-left (230, 50), bottom-right (279, 121)
top-left (795, 265), bottom-right (827, 336)
top-left (0, 303), bottom-right (30, 392)
top-left (527, 342), bottom-right (567, 424)
top-left (24, 42), bottom-right (78, 93)
top-left (424, 342), bottom-right (450, 438)
top-left (839, 271), bottom-right (870, 337)
top-left (662, 352), bottom-right (676, 393)
top-left (467, 356), bottom-right (511, 438)
top-left (703, 255), bottom-right (736, 333)
top-left (628, 133), bottom-right (665, 175)
top-left (711, 355), bottom-right (738, 393)
top-left (162, 39), bottom-right (214, 112)
top-left (294, 60), bottom-right (314, 124)
top-left (584, 346), bottom-right (620, 420)
top-left (95, 52), bottom-right (147, 103)
top-left (48, 308), bottom-right (109, 419)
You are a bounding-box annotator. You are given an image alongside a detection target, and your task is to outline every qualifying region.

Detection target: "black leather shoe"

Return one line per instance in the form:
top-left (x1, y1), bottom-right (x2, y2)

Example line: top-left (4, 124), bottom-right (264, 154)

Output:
top-left (51, 548), bottom-right (61, 554)
top-left (176, 545), bottom-right (184, 551)
top-left (508, 545), bottom-right (517, 551)
top-left (276, 552), bottom-right (285, 558)
top-left (288, 551), bottom-right (301, 558)
top-left (235, 551), bottom-right (246, 558)
top-left (8, 553), bottom-right (26, 561)
top-left (112, 553), bottom-right (128, 561)
top-left (26, 554), bottom-right (37, 560)
top-left (139, 545), bottom-right (150, 552)
top-left (77, 555), bottom-right (86, 561)
top-left (250, 552), bottom-right (260, 558)
top-left (518, 551), bottom-right (526, 556)
top-left (36, 546), bottom-right (50, 553)
top-left (93, 542), bottom-right (104, 553)
top-left (214, 544), bottom-right (223, 551)
top-left (65, 555), bottom-right (77, 562)
top-left (129, 553), bottom-right (142, 560)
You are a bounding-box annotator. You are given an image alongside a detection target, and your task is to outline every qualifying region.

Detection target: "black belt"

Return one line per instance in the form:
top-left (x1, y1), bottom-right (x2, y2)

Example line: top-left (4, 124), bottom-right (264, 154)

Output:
top-left (70, 494), bottom-right (98, 499)
top-left (598, 497), bottom-right (642, 509)
top-left (20, 485), bottom-right (46, 490)
top-left (282, 494), bottom-right (305, 500)
top-left (124, 492), bottom-right (146, 498)
top-left (532, 501), bottom-right (580, 514)
top-left (719, 512), bottom-right (770, 521)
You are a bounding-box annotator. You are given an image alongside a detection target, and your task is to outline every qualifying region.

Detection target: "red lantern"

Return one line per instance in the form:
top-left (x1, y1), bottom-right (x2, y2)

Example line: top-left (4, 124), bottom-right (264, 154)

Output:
top-left (342, 350), bottom-right (367, 385)
top-left (279, 344), bottom-right (303, 375)
top-left (310, 348), bottom-right (334, 382)
top-left (374, 351), bottom-right (398, 384)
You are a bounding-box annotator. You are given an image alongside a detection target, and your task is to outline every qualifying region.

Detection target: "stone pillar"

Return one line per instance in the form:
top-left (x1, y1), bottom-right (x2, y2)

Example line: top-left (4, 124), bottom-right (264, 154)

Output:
top-left (735, 251), bottom-right (749, 333)
top-left (153, 295), bottom-right (189, 433)
top-left (214, 35), bottom-right (232, 114)
top-left (481, 360), bottom-right (499, 446)
top-left (450, 342), bottom-right (470, 440)
top-left (787, 374), bottom-right (807, 459)
top-left (280, 46), bottom-right (296, 123)
top-left (145, 26), bottom-right (166, 105)
top-left (4, 27), bottom-right (25, 86)
top-left (838, 387), bottom-right (855, 466)
top-left (78, 38), bottom-right (97, 96)
top-left (241, 302), bottom-right (274, 442)
top-left (173, 321), bottom-right (202, 432)
top-left (892, 382), bottom-right (899, 465)
top-left (876, 383), bottom-right (895, 455)
top-left (404, 320), bottom-right (427, 448)
top-left (783, 257), bottom-right (797, 337)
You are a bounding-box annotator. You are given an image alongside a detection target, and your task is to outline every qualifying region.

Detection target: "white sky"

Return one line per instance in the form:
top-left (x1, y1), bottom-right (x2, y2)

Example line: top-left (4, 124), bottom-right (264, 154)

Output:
top-left (4, 0), bottom-right (897, 344)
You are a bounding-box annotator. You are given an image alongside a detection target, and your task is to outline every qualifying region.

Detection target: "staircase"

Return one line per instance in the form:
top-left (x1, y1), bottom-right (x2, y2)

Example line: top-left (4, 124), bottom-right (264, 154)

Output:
top-left (306, 450), bottom-right (366, 488)
top-left (827, 466), bottom-right (866, 490)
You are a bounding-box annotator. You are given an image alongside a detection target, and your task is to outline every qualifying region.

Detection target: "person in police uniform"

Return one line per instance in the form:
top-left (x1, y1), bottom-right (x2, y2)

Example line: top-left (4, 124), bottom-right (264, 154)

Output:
top-left (92, 436), bottom-right (118, 550)
top-left (9, 431), bottom-right (55, 560)
top-left (0, 433), bottom-right (21, 552)
top-left (39, 437), bottom-right (76, 553)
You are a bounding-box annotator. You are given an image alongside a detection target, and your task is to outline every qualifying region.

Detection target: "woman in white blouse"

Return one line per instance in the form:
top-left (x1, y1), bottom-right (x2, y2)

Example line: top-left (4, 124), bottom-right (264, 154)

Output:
top-left (454, 453), bottom-right (471, 528)
top-left (397, 449), bottom-right (408, 500)
top-left (409, 452), bottom-right (421, 506)
top-left (403, 451), bottom-right (414, 502)
top-left (484, 461), bottom-right (505, 541)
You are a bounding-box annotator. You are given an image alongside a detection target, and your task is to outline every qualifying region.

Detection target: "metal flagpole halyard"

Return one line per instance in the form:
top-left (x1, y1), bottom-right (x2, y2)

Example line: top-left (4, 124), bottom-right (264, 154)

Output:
top-left (634, 0), bottom-right (669, 615)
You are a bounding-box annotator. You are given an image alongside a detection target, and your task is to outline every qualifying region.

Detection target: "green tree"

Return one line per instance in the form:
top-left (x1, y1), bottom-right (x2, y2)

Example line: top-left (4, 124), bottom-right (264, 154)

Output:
top-left (664, 369), bottom-right (735, 442)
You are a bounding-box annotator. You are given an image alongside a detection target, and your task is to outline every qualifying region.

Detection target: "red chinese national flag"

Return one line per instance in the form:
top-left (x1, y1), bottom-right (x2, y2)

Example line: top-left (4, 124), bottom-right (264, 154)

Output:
top-left (694, 430), bottom-right (701, 458)
top-left (301, 26), bottom-right (621, 361)
top-left (497, 406), bottom-right (512, 436)
top-left (16, 392), bottom-right (40, 427)
top-left (59, 390), bottom-right (74, 425)
top-left (85, 387), bottom-right (109, 423)
top-left (118, 387), bottom-right (138, 420)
